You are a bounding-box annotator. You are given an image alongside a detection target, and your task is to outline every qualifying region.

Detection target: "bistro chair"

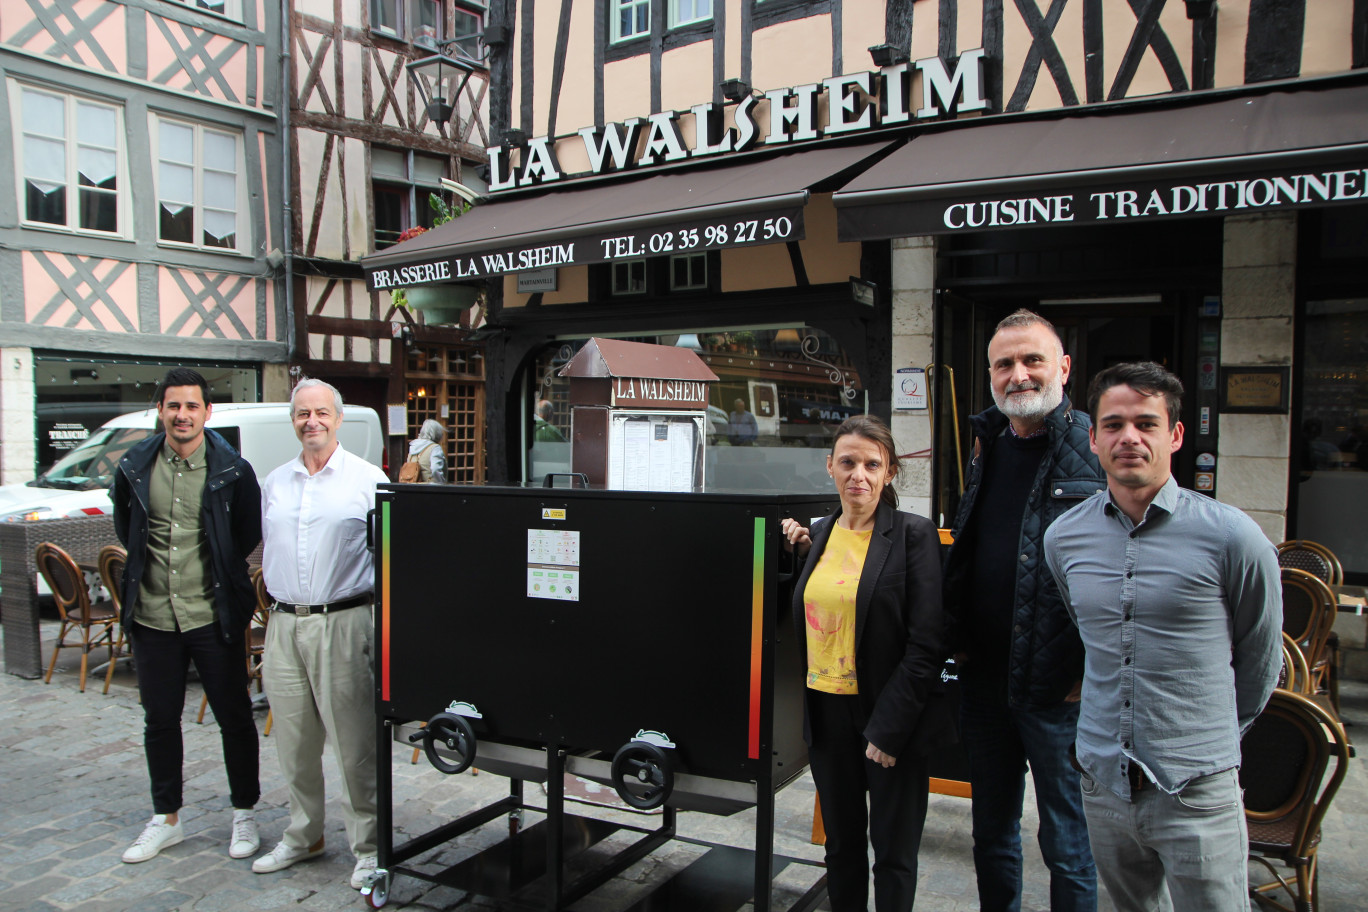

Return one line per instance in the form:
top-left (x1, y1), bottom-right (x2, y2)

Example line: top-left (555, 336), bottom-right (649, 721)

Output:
top-left (1277, 540), bottom-right (1344, 586)
top-left (1241, 689), bottom-right (1351, 912)
top-left (195, 571), bottom-right (272, 732)
top-left (1281, 567), bottom-right (1340, 712)
top-left (36, 541), bottom-right (121, 693)
top-left (1279, 632), bottom-right (1312, 695)
top-left (1278, 541), bottom-right (1344, 711)
top-left (251, 568), bottom-right (273, 737)
top-left (95, 544), bottom-right (134, 695)
top-left (196, 568), bottom-right (273, 736)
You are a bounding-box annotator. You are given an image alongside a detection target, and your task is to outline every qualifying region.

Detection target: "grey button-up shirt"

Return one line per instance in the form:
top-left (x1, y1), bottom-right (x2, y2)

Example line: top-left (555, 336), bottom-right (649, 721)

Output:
top-left (1044, 477), bottom-right (1282, 798)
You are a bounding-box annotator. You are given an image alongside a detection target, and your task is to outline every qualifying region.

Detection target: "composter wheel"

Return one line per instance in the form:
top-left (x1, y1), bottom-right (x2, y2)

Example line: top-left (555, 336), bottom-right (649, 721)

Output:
top-left (361, 870), bottom-right (390, 908)
top-left (418, 713), bottom-right (476, 774)
top-left (610, 741), bottom-right (673, 810)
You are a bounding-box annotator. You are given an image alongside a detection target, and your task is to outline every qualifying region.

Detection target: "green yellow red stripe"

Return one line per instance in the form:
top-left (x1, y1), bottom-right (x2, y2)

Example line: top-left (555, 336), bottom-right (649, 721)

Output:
top-left (748, 517), bottom-right (765, 759)
top-left (381, 500), bottom-right (391, 702)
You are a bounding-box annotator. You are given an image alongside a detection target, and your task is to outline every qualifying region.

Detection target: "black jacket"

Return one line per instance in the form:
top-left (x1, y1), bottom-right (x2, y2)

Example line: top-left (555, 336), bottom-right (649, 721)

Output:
top-left (791, 502), bottom-right (954, 759)
top-left (110, 428), bottom-right (262, 644)
top-left (943, 396), bottom-right (1104, 708)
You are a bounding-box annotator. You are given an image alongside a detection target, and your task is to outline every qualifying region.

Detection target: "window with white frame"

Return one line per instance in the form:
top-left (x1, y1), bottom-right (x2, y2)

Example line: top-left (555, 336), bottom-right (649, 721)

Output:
top-left (12, 83), bottom-right (126, 235)
top-left (669, 0), bottom-right (711, 27)
top-left (372, 147), bottom-right (448, 249)
top-left (612, 0), bottom-right (650, 42)
top-left (670, 253), bottom-right (707, 290)
top-left (372, 0), bottom-right (444, 46)
top-left (154, 118), bottom-right (244, 251)
top-left (451, 1), bottom-right (487, 59)
top-left (611, 260), bottom-right (647, 295)
top-left (168, 0), bottom-right (243, 18)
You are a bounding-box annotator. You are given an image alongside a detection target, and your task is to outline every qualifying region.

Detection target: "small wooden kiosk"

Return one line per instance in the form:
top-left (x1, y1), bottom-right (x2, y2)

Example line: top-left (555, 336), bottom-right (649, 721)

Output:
top-left (559, 337), bottom-right (718, 490)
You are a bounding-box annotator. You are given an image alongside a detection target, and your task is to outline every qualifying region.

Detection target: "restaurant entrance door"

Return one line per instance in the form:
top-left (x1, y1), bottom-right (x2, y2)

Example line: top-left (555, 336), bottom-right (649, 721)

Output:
top-left (932, 293), bottom-right (1193, 527)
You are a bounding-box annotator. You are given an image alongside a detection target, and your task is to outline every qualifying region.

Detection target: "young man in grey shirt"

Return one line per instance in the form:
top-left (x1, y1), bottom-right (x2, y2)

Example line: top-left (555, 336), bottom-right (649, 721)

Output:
top-left (1044, 361), bottom-right (1281, 911)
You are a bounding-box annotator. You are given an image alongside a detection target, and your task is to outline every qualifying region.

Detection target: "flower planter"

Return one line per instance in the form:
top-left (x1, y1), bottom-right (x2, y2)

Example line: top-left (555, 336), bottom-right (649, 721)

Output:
top-left (403, 284), bottom-right (481, 325)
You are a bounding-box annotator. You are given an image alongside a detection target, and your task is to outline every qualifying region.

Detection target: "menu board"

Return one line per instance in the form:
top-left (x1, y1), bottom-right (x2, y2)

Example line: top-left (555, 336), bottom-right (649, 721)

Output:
top-left (606, 411), bottom-right (705, 492)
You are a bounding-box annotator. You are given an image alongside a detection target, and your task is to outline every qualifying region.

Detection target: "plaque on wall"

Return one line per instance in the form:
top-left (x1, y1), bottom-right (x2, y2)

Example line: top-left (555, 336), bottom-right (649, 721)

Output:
top-left (1219, 367), bottom-right (1289, 414)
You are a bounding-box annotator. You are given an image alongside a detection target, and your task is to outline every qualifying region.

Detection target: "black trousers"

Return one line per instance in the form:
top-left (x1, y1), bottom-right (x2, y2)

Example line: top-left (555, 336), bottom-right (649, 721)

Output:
top-left (808, 689), bottom-right (930, 912)
top-left (131, 621), bottom-right (260, 814)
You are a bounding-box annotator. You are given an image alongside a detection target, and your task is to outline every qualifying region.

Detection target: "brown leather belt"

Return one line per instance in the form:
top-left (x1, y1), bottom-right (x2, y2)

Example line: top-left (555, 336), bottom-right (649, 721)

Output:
top-left (272, 593), bottom-right (371, 616)
top-left (1127, 762), bottom-right (1151, 794)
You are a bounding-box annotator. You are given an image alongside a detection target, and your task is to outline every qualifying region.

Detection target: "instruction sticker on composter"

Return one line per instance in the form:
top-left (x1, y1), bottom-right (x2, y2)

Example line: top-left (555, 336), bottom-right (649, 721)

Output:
top-left (527, 528), bottom-right (580, 601)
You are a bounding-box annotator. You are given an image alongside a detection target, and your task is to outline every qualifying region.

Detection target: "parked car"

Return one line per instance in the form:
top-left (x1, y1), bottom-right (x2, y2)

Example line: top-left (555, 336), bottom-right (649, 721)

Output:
top-left (0, 401), bottom-right (383, 522)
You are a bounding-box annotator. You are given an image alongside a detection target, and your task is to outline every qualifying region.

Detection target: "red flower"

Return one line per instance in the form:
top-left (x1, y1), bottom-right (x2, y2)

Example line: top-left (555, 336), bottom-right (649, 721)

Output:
top-left (396, 226), bottom-right (429, 243)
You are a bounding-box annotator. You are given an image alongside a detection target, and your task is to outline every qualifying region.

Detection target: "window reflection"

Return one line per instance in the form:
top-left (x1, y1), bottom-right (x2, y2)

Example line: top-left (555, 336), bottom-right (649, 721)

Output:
top-left (1295, 299), bottom-right (1368, 578)
top-left (527, 328), bottom-right (864, 492)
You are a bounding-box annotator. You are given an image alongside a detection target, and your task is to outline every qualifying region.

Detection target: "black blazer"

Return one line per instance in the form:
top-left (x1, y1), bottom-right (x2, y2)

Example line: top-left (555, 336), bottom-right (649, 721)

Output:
top-left (791, 501), bottom-right (951, 759)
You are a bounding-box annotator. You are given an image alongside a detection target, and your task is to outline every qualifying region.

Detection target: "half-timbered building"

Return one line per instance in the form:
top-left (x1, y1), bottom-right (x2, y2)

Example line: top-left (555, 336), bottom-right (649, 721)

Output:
top-left (0, 0), bottom-right (287, 484)
top-left (287, 0), bottom-right (491, 480)
top-left (367, 1), bottom-right (1365, 579)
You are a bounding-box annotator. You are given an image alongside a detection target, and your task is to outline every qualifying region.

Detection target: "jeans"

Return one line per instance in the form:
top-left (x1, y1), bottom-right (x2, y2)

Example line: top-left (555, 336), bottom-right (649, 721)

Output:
top-left (807, 689), bottom-right (929, 912)
top-left (959, 676), bottom-right (1096, 912)
top-left (1080, 767), bottom-right (1249, 912)
top-left (131, 621), bottom-right (260, 814)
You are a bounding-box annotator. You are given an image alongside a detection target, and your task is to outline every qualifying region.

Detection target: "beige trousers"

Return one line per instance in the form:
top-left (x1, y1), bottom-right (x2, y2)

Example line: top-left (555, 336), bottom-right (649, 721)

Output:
top-left (262, 604), bottom-right (377, 856)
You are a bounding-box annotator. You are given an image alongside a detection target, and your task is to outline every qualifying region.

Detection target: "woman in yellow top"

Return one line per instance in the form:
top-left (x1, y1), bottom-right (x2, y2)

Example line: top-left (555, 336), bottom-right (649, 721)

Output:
top-left (783, 415), bottom-right (949, 912)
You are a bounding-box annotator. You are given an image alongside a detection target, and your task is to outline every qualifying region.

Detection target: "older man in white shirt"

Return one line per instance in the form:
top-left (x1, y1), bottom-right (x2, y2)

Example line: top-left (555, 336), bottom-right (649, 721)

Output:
top-left (252, 379), bottom-right (388, 891)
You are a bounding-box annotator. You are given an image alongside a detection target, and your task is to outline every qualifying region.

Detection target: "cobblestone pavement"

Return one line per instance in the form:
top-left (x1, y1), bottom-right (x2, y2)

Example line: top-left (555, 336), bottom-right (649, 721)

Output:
top-left (3, 623), bottom-right (1366, 911)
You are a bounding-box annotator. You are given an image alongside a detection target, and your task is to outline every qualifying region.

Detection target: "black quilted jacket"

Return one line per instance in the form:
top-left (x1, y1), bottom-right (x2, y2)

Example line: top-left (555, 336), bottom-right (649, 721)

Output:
top-left (943, 397), bottom-right (1105, 708)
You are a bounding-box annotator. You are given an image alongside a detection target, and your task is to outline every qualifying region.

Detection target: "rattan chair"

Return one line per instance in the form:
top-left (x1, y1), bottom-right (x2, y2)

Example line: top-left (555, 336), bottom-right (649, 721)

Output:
top-left (1277, 541), bottom-right (1344, 712)
top-left (1277, 540), bottom-right (1344, 586)
top-left (1241, 689), bottom-right (1351, 912)
top-left (1281, 567), bottom-right (1339, 712)
top-left (95, 544), bottom-right (133, 694)
top-left (1279, 632), bottom-right (1312, 695)
top-left (36, 541), bottom-right (120, 693)
top-left (196, 568), bottom-right (272, 735)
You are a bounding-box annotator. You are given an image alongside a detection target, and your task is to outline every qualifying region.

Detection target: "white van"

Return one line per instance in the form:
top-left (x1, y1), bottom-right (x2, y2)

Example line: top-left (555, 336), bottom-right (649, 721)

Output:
top-left (0, 402), bottom-right (384, 523)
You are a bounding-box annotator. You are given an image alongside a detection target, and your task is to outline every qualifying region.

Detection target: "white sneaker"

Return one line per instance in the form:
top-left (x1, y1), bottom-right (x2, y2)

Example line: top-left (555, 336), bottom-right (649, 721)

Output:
top-left (252, 839), bottom-right (325, 873)
top-left (350, 854), bottom-right (378, 890)
top-left (229, 809), bottom-right (260, 859)
top-left (122, 815), bottom-right (184, 863)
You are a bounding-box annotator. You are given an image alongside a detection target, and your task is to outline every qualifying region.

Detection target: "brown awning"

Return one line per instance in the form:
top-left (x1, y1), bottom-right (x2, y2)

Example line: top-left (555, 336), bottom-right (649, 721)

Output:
top-left (363, 141), bottom-right (894, 291)
top-left (835, 82), bottom-right (1368, 238)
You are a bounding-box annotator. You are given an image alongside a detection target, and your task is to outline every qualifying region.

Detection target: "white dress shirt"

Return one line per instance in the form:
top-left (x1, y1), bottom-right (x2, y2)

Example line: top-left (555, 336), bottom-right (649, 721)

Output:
top-left (261, 443), bottom-right (389, 605)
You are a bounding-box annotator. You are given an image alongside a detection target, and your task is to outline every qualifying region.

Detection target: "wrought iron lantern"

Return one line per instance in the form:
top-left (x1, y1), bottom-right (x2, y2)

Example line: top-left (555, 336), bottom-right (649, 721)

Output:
top-left (406, 52), bottom-right (479, 125)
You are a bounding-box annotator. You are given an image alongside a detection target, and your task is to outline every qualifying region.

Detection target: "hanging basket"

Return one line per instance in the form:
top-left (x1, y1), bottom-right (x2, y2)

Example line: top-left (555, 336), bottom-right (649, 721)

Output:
top-left (402, 284), bottom-right (481, 325)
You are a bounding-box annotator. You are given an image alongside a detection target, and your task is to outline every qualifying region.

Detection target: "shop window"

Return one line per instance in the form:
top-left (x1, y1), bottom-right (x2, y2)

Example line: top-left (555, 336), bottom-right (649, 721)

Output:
top-left (670, 253), bottom-right (707, 291)
top-left (33, 355), bottom-right (258, 476)
top-left (372, 147), bottom-right (447, 249)
top-left (154, 117), bottom-right (244, 252)
top-left (611, 259), bottom-right (647, 295)
top-left (167, 0), bottom-right (242, 18)
top-left (451, 1), bottom-right (486, 59)
top-left (373, 0), bottom-right (443, 46)
top-left (612, 0), bottom-right (650, 42)
top-left (11, 83), bottom-right (125, 236)
top-left (669, 0), bottom-right (711, 27)
top-left (527, 329), bottom-right (864, 492)
top-left (1294, 298), bottom-right (1368, 579)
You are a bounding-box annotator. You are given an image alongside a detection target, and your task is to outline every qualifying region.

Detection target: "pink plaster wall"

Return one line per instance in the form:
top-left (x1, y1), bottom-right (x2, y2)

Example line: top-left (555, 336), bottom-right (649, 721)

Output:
top-left (158, 268), bottom-right (261, 339)
top-left (22, 252), bottom-right (138, 331)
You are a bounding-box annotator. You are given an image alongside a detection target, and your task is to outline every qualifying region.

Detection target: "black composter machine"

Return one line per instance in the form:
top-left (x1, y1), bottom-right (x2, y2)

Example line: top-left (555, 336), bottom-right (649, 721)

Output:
top-left (369, 484), bottom-right (839, 910)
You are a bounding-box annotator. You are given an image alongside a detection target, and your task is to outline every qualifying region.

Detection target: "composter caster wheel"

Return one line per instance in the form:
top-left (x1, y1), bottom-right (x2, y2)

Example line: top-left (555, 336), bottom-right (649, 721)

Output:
top-left (410, 713), bottom-right (476, 775)
top-left (610, 741), bottom-right (673, 810)
top-left (361, 869), bottom-right (390, 908)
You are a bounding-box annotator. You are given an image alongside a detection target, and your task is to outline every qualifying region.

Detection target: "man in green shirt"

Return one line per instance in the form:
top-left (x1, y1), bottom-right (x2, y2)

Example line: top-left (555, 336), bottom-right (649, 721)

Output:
top-left (111, 368), bottom-right (263, 864)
